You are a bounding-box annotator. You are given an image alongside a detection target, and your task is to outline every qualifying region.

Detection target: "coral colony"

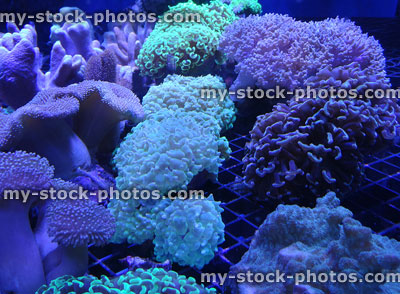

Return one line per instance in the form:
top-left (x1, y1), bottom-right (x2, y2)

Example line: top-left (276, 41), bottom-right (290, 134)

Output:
top-left (0, 0), bottom-right (400, 293)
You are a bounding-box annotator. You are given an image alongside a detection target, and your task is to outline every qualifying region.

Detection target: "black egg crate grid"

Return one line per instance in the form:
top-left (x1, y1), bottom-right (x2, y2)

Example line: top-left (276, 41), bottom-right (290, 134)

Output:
top-left (86, 19), bottom-right (400, 292)
top-left (87, 134), bottom-right (400, 292)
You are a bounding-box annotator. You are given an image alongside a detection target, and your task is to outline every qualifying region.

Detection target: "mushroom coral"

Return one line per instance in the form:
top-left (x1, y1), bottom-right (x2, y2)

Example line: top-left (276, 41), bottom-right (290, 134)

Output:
top-left (229, 192), bottom-right (400, 294)
top-left (114, 109), bottom-right (230, 194)
top-left (0, 80), bottom-right (144, 178)
top-left (219, 15), bottom-right (387, 92)
top-left (46, 199), bottom-right (115, 247)
top-left (0, 151), bottom-right (52, 294)
top-left (137, 0), bottom-right (237, 78)
top-left (143, 74), bottom-right (236, 132)
top-left (0, 150), bottom-right (117, 293)
top-left (242, 97), bottom-right (400, 201)
top-left (36, 267), bottom-right (216, 294)
top-left (37, 198), bottom-right (116, 283)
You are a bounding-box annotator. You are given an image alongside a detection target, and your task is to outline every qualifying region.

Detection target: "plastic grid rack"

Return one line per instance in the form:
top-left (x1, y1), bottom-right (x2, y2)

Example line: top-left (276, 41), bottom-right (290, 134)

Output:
top-left (87, 18), bottom-right (400, 293)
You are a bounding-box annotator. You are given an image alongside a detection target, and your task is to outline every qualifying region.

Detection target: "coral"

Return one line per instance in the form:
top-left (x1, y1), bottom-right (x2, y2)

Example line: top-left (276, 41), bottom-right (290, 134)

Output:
top-left (304, 62), bottom-right (391, 93)
top-left (46, 199), bottom-right (115, 247)
top-left (114, 109), bottom-right (230, 194)
top-left (220, 15), bottom-right (387, 91)
top-left (137, 0), bottom-right (237, 78)
top-left (102, 22), bottom-right (153, 91)
top-left (228, 0), bottom-right (262, 15)
top-left (0, 19), bottom-right (103, 108)
top-left (69, 80), bottom-right (145, 152)
top-left (108, 198), bottom-right (171, 245)
top-left (0, 23), bottom-right (41, 109)
top-left (0, 151), bottom-right (55, 294)
top-left (50, 21), bottom-right (101, 62)
top-left (84, 49), bottom-right (117, 82)
top-left (143, 74), bottom-right (236, 132)
top-left (154, 196), bottom-right (225, 268)
top-left (242, 97), bottom-right (400, 200)
top-left (0, 80), bottom-right (144, 178)
top-left (230, 192), bottom-right (400, 294)
top-left (36, 268), bottom-right (216, 293)
top-left (0, 87), bottom-right (91, 178)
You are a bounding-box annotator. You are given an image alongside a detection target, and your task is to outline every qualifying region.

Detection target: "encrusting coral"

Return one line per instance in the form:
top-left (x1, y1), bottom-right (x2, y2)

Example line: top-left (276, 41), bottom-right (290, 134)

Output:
top-left (229, 192), bottom-right (400, 294)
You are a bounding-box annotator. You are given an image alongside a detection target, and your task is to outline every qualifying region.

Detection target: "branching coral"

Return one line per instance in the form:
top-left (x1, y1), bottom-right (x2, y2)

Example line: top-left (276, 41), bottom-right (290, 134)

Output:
top-left (137, 0), bottom-right (237, 78)
top-left (229, 192), bottom-right (400, 294)
top-left (114, 109), bottom-right (230, 194)
top-left (0, 19), bottom-right (102, 108)
top-left (154, 196), bottom-right (225, 269)
top-left (242, 97), bottom-right (400, 201)
top-left (143, 74), bottom-right (236, 132)
top-left (219, 15), bottom-right (388, 92)
top-left (0, 23), bottom-right (41, 108)
top-left (102, 22), bottom-right (154, 91)
top-left (36, 268), bottom-right (216, 293)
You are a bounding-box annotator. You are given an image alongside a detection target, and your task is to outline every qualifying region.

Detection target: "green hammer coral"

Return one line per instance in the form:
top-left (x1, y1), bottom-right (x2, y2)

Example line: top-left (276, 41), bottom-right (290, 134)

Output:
top-left (137, 0), bottom-right (237, 78)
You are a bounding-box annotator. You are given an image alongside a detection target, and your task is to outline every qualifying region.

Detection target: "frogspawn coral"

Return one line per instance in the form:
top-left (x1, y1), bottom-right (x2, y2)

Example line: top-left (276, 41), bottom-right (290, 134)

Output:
top-left (219, 15), bottom-right (387, 92)
top-left (114, 109), bottom-right (230, 194)
top-left (229, 192), bottom-right (400, 294)
top-left (137, 0), bottom-right (237, 78)
top-left (36, 268), bottom-right (216, 294)
top-left (154, 196), bottom-right (225, 269)
top-left (242, 97), bottom-right (400, 201)
top-left (143, 74), bottom-right (236, 132)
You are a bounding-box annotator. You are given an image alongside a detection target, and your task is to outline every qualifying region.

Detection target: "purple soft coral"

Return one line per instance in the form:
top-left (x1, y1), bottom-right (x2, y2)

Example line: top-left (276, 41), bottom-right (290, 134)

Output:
top-left (220, 15), bottom-right (388, 92)
top-left (0, 151), bottom-right (52, 294)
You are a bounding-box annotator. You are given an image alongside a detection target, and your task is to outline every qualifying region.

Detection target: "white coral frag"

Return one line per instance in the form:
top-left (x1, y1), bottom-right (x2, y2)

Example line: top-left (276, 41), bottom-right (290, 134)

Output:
top-left (114, 109), bottom-right (230, 194)
top-left (153, 195), bottom-right (225, 269)
top-left (143, 74), bottom-right (236, 132)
